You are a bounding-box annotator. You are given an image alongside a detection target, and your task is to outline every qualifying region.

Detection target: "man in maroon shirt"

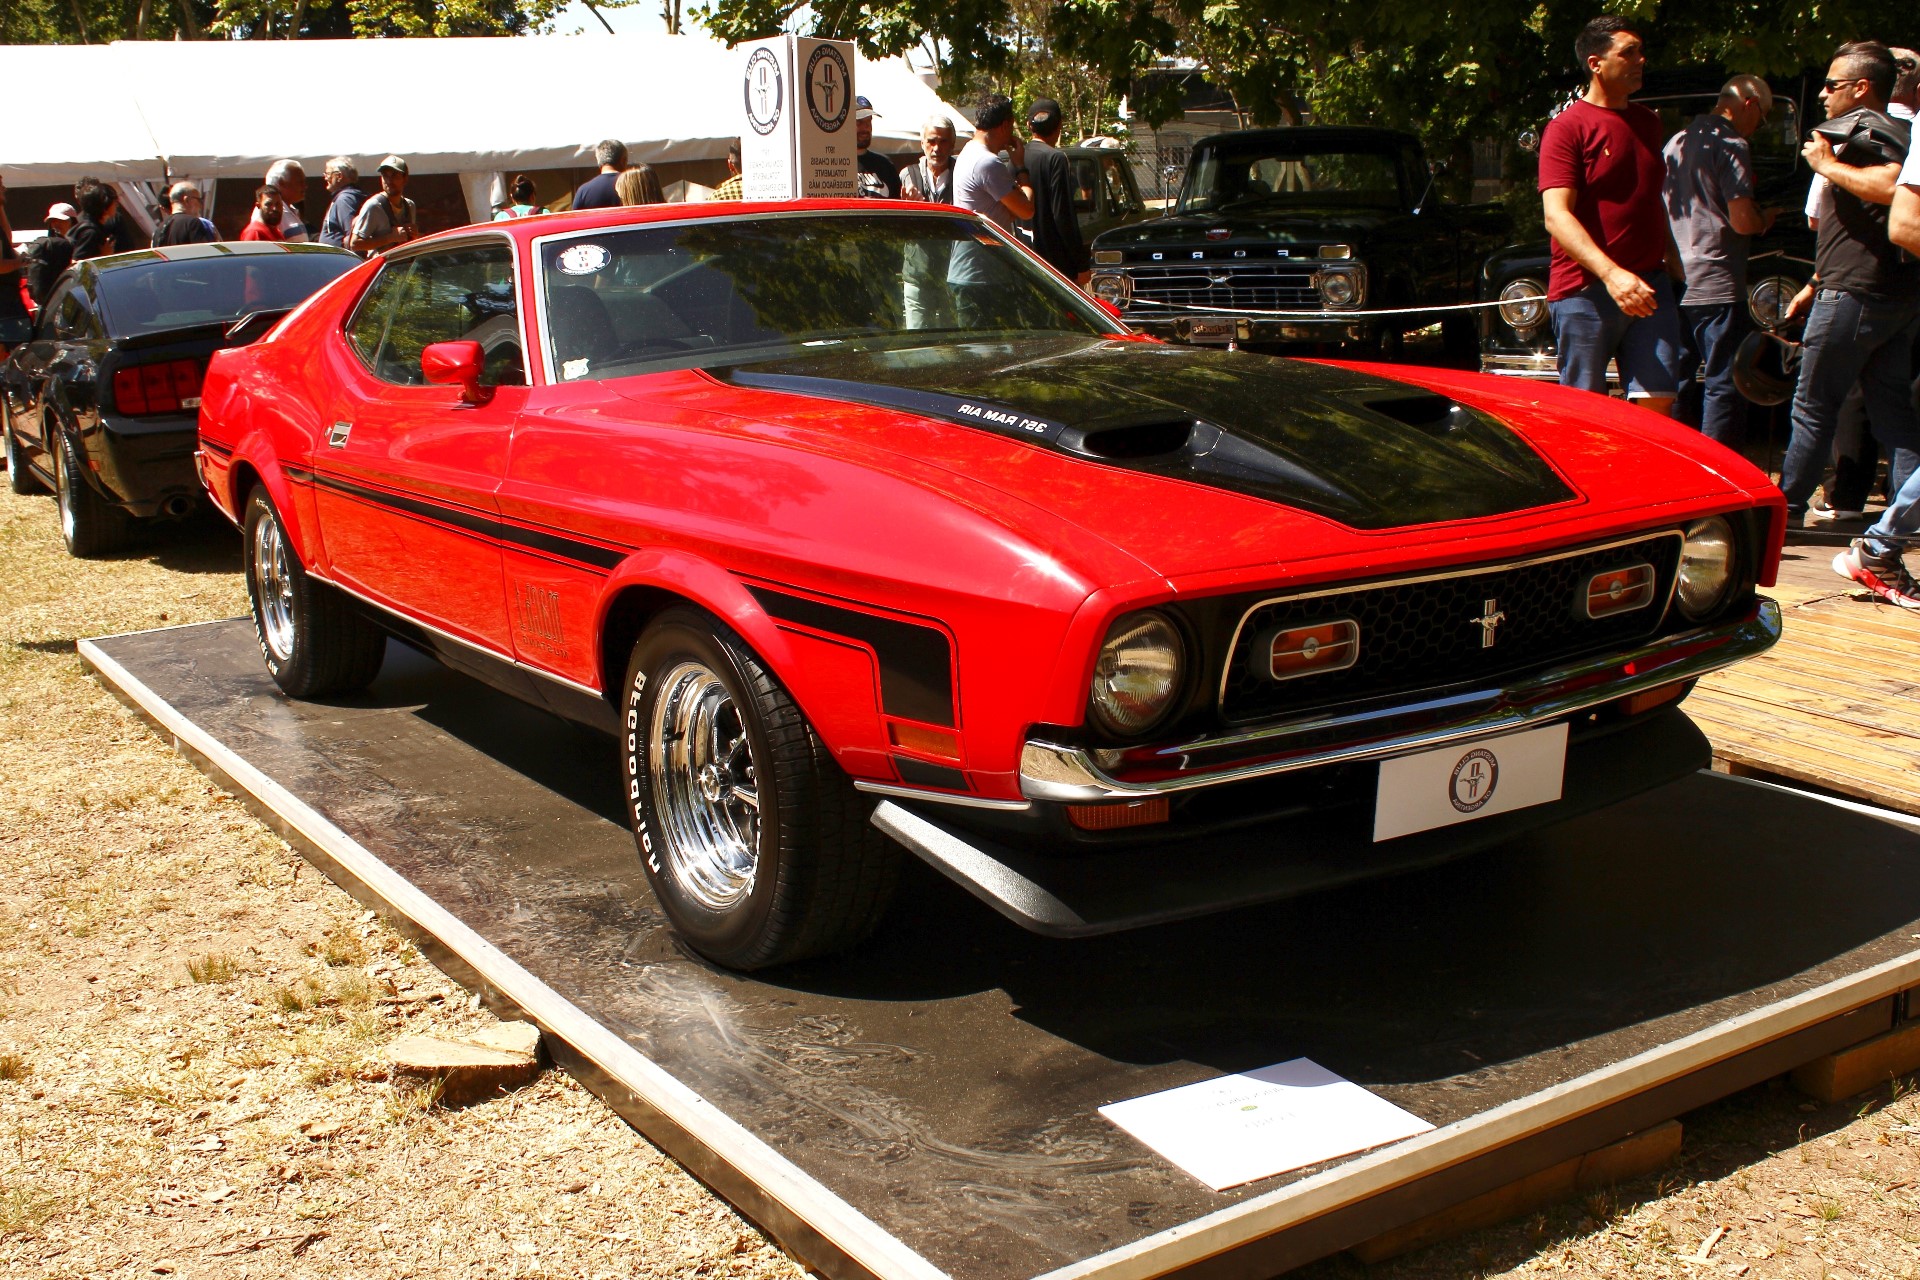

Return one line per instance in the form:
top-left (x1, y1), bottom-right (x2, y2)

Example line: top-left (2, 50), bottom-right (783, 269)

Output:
top-left (1539, 15), bottom-right (1685, 416)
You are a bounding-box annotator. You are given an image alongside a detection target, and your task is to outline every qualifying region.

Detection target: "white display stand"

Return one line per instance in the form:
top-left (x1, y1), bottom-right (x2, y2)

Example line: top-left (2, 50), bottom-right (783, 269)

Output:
top-left (740, 35), bottom-right (860, 200)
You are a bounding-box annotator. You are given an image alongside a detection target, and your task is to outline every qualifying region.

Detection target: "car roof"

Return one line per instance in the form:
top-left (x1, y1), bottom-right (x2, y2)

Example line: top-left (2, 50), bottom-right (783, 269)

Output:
top-left (422, 199), bottom-right (983, 251)
top-left (82, 240), bottom-right (358, 275)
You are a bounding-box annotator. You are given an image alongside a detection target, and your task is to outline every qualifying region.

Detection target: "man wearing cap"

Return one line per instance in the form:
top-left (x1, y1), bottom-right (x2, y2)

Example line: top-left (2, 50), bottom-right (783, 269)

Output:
top-left (154, 182), bottom-right (218, 246)
top-left (349, 157), bottom-right (419, 256)
top-left (24, 204), bottom-right (77, 308)
top-left (855, 96), bottom-right (901, 198)
top-left (1023, 98), bottom-right (1089, 284)
top-left (948, 92), bottom-right (1035, 325)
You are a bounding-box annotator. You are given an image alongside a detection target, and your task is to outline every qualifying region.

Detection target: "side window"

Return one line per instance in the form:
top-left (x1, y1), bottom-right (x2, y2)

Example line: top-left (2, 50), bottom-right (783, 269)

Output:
top-left (1098, 157), bottom-right (1136, 214)
top-left (346, 264), bottom-right (411, 371)
top-left (353, 243), bottom-right (522, 388)
top-left (1101, 157), bottom-right (1142, 215)
top-left (38, 282), bottom-right (75, 339)
top-left (53, 285), bottom-right (96, 340)
top-left (1071, 158), bottom-right (1097, 214)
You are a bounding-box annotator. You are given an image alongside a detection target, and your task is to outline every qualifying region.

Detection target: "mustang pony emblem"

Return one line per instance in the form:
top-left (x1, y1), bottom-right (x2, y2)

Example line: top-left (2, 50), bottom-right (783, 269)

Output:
top-left (1472, 598), bottom-right (1506, 648)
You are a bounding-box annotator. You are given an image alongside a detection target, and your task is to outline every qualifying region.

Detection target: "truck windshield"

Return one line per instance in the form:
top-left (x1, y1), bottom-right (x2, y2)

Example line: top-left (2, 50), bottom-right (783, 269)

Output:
top-left (1180, 145), bottom-right (1407, 214)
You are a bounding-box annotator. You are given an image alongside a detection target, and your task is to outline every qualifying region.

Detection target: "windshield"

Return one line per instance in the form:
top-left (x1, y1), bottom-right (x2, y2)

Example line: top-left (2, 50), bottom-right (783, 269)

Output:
top-left (536, 212), bottom-right (1109, 383)
top-left (1179, 144), bottom-right (1408, 214)
top-left (95, 249), bottom-right (357, 337)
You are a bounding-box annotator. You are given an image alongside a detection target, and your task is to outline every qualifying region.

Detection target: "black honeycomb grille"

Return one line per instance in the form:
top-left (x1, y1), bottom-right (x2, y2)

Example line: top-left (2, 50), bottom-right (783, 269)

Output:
top-left (1220, 533), bottom-right (1684, 722)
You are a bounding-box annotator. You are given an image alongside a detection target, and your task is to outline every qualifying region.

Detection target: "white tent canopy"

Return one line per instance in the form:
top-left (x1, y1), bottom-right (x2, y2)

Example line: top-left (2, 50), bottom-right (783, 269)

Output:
top-left (2, 33), bottom-right (968, 186)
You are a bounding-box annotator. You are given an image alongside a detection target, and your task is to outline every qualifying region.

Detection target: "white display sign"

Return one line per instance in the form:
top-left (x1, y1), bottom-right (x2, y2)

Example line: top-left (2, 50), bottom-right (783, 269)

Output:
top-left (1373, 721), bottom-right (1568, 843)
top-left (739, 35), bottom-right (858, 200)
top-left (1099, 1058), bottom-right (1435, 1192)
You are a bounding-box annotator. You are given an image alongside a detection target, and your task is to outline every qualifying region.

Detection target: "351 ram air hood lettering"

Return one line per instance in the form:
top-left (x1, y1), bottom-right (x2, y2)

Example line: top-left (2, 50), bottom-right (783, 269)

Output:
top-left (713, 337), bottom-right (1576, 530)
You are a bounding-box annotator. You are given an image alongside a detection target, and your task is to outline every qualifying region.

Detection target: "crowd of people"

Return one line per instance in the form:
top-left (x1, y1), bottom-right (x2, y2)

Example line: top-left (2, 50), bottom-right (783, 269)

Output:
top-left (1542, 16), bottom-right (1920, 608)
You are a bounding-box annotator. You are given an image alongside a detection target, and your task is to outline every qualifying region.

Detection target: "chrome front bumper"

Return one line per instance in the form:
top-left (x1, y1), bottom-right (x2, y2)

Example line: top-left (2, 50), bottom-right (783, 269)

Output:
top-left (1020, 598), bottom-right (1781, 802)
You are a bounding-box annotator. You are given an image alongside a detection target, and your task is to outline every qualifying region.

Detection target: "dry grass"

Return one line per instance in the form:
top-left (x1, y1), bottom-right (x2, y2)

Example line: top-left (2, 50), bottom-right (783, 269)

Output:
top-left (0, 488), bottom-right (806, 1278)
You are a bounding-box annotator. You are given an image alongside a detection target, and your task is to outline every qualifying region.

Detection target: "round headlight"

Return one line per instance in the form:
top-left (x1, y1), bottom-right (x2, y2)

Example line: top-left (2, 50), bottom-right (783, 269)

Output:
top-left (1089, 611), bottom-right (1185, 736)
top-left (1319, 271), bottom-right (1357, 308)
top-left (1091, 273), bottom-right (1131, 307)
top-left (1676, 516), bottom-right (1736, 618)
top-left (1498, 279), bottom-right (1547, 332)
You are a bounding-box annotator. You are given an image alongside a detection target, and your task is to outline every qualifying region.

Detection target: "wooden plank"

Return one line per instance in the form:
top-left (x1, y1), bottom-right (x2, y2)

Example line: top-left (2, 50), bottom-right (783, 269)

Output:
top-left (1767, 607), bottom-right (1920, 652)
top-left (1689, 695), bottom-right (1920, 775)
top-left (1703, 668), bottom-right (1920, 739)
top-left (1743, 615), bottom-right (1920, 668)
top-left (1791, 1021), bottom-right (1920, 1103)
top-left (1347, 1123), bottom-right (1683, 1265)
top-left (1687, 702), bottom-right (1920, 814)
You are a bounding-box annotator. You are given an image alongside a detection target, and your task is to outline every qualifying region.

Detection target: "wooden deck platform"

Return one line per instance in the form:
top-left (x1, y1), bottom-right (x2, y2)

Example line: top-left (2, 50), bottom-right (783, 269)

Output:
top-left (1691, 546), bottom-right (1920, 816)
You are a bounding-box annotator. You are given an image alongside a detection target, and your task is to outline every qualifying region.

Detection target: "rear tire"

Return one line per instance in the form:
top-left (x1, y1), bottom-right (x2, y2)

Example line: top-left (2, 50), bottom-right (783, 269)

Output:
top-left (242, 486), bottom-right (386, 697)
top-left (4, 407), bottom-right (45, 495)
top-left (54, 430), bottom-right (129, 557)
top-left (622, 607), bottom-right (896, 969)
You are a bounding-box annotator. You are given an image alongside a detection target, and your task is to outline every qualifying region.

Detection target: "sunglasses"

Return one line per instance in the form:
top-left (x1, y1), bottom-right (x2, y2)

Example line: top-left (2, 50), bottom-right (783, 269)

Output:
top-left (1822, 76), bottom-right (1865, 91)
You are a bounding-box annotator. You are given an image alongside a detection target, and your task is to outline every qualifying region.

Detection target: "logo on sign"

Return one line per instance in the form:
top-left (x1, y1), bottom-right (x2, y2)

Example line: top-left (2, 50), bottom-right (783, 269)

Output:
top-left (1448, 748), bottom-right (1499, 813)
top-left (806, 43), bottom-right (851, 131)
top-left (744, 47), bottom-right (784, 136)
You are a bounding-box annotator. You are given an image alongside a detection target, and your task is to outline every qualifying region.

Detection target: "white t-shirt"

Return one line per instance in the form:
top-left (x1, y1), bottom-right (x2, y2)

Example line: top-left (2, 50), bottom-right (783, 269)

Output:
top-left (1902, 138), bottom-right (1920, 189)
top-left (948, 139), bottom-right (1016, 286)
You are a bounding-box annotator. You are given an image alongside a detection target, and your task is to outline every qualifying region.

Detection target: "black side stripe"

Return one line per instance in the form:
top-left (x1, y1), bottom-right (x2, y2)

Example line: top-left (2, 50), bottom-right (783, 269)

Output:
top-left (309, 471), bottom-right (627, 571)
top-left (748, 585), bottom-right (955, 727)
top-left (200, 438), bottom-right (235, 459)
top-left (284, 465), bottom-right (315, 484)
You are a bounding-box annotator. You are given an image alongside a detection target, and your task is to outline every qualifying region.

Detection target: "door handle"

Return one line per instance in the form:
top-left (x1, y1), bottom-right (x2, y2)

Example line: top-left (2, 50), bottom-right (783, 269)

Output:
top-left (328, 421), bottom-right (352, 447)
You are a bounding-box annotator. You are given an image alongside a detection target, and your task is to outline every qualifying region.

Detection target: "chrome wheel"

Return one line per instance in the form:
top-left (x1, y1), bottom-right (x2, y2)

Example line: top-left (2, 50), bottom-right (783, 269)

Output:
top-left (647, 661), bottom-right (761, 911)
top-left (251, 510), bottom-right (296, 664)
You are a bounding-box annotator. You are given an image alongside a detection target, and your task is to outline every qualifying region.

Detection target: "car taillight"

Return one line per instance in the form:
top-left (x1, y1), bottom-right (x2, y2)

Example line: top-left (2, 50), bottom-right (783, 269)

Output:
top-left (112, 359), bottom-right (204, 417)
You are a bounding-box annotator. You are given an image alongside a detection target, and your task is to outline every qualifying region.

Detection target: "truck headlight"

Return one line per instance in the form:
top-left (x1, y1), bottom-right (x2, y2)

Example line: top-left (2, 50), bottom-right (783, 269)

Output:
top-left (1747, 276), bottom-right (1797, 332)
top-left (1675, 517), bottom-right (1736, 619)
top-left (1089, 611), bottom-right (1185, 736)
top-left (1498, 279), bottom-right (1547, 333)
top-left (1316, 267), bottom-right (1362, 310)
top-left (1091, 272), bottom-right (1132, 307)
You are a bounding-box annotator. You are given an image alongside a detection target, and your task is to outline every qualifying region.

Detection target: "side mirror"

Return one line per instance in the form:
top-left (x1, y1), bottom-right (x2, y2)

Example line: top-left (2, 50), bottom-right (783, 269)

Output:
top-left (421, 340), bottom-right (491, 405)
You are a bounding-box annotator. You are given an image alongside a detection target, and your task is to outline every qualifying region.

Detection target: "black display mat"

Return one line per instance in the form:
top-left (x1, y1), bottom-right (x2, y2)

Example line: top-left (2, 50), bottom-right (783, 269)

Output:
top-left (83, 621), bottom-right (1920, 1280)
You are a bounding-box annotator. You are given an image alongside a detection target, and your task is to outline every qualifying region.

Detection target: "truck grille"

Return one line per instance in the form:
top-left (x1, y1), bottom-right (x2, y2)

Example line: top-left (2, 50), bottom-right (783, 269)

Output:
top-left (1125, 263), bottom-right (1320, 314)
top-left (1219, 532), bottom-right (1685, 722)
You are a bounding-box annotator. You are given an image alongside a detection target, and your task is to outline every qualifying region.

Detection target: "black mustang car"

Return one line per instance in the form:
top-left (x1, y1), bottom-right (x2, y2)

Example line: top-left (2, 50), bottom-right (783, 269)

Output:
top-left (1087, 126), bottom-right (1512, 355)
top-left (2, 240), bottom-right (358, 556)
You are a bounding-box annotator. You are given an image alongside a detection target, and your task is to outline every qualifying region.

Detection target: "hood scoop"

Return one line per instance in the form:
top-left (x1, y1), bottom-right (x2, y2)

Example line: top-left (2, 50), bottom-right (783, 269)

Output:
top-left (714, 339), bottom-right (1577, 529)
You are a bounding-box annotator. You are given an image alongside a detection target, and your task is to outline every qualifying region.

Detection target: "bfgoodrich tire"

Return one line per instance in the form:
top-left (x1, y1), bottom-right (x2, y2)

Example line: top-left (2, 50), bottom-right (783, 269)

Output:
top-left (242, 486), bottom-right (386, 697)
top-left (622, 607), bottom-right (897, 970)
top-left (54, 430), bottom-right (129, 557)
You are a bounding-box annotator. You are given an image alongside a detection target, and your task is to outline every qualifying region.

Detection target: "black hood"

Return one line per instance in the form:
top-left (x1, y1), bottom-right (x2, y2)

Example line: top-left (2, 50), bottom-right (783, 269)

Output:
top-left (1094, 206), bottom-right (1401, 252)
top-left (713, 337), bottom-right (1575, 530)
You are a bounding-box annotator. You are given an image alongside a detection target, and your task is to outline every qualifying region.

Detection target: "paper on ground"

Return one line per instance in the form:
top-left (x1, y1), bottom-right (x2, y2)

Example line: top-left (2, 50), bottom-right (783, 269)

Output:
top-left (1099, 1058), bottom-right (1435, 1191)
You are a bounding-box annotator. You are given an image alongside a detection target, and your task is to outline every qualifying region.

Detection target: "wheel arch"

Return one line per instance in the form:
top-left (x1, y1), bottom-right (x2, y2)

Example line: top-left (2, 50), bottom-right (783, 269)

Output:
top-left (594, 551), bottom-right (799, 710)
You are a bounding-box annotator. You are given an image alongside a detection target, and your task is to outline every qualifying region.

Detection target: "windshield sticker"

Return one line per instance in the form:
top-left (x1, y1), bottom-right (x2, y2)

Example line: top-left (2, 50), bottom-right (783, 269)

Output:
top-left (557, 244), bottom-right (611, 276)
top-left (562, 357), bottom-right (592, 380)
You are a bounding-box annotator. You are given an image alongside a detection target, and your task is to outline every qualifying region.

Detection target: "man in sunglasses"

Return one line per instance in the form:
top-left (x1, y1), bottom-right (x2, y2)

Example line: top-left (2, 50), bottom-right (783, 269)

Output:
top-left (1777, 41), bottom-right (1920, 606)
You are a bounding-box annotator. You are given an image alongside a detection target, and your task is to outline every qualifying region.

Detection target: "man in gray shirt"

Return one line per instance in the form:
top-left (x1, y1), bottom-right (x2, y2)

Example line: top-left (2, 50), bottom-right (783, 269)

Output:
top-left (1663, 74), bottom-right (1778, 444)
top-left (947, 93), bottom-right (1034, 327)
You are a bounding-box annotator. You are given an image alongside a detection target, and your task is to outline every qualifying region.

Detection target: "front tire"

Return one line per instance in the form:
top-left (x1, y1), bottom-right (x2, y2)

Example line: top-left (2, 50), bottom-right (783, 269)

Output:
top-left (54, 429), bottom-right (130, 557)
top-left (242, 486), bottom-right (386, 697)
top-left (622, 607), bottom-right (896, 970)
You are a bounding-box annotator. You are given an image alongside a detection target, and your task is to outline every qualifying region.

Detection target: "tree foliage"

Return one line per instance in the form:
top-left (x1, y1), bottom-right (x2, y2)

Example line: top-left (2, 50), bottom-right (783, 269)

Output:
top-left (3, 0), bottom-right (564, 41)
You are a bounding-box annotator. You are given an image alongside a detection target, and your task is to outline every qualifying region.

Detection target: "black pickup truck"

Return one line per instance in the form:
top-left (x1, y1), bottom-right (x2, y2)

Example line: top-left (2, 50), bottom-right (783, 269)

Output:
top-left (1087, 126), bottom-right (1512, 355)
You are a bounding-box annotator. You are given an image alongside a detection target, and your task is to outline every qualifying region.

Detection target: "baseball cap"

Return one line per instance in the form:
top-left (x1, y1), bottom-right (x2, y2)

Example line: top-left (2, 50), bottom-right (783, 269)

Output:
top-left (1028, 98), bottom-right (1063, 132)
top-left (855, 95), bottom-right (876, 120)
top-left (377, 154), bottom-right (409, 174)
top-left (45, 202), bottom-right (78, 224)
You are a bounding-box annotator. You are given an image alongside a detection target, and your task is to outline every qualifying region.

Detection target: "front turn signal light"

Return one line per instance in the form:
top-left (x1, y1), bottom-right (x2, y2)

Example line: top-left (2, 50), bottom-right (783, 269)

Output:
top-left (1067, 798), bottom-right (1169, 830)
top-left (1262, 619), bottom-right (1359, 681)
top-left (1584, 563), bottom-right (1656, 619)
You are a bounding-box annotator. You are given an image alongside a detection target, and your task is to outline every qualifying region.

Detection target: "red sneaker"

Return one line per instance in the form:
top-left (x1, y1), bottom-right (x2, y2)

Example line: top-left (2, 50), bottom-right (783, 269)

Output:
top-left (1833, 539), bottom-right (1920, 609)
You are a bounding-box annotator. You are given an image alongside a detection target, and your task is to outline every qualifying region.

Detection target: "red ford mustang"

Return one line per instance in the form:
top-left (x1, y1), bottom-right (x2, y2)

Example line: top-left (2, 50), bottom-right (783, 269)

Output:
top-left (196, 202), bottom-right (1785, 969)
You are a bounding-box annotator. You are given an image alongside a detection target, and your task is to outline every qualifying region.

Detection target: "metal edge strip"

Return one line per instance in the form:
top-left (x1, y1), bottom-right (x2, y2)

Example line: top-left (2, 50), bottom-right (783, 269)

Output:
top-left (854, 779), bottom-right (1030, 812)
top-left (1034, 909), bottom-right (1920, 1279)
top-left (75, 634), bottom-right (951, 1280)
top-left (1217, 529), bottom-right (1686, 707)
